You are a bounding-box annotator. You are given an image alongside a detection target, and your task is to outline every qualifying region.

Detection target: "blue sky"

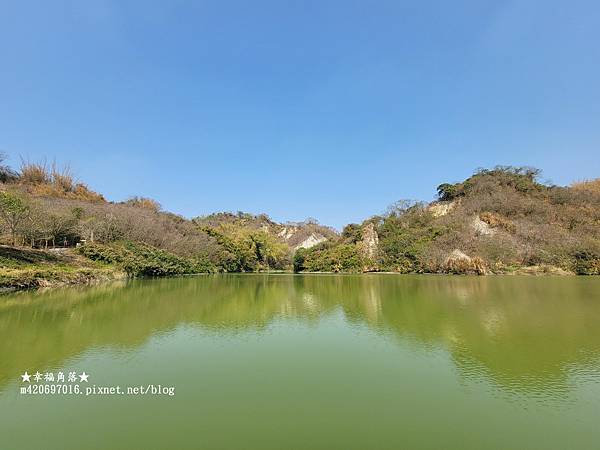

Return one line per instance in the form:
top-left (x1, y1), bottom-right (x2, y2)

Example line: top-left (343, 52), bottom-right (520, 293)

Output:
top-left (1, 0), bottom-right (599, 228)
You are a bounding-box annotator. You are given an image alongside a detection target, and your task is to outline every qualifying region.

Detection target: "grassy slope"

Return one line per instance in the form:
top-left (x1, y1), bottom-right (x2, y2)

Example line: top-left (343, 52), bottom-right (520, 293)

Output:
top-left (0, 245), bottom-right (121, 291)
top-left (0, 240), bottom-right (217, 291)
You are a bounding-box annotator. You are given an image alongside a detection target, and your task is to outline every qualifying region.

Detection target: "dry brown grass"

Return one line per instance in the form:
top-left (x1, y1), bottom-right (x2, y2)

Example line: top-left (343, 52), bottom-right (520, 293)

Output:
top-left (479, 212), bottom-right (517, 233)
top-left (18, 160), bottom-right (105, 202)
top-left (51, 162), bottom-right (75, 192)
top-left (571, 178), bottom-right (600, 194)
top-left (22, 182), bottom-right (105, 202)
top-left (20, 161), bottom-right (50, 185)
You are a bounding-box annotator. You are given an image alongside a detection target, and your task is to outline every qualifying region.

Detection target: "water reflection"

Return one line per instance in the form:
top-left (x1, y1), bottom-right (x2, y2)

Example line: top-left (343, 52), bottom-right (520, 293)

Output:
top-left (1, 274), bottom-right (599, 393)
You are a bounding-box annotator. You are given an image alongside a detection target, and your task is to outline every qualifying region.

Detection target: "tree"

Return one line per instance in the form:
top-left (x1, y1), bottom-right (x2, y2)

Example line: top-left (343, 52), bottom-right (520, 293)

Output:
top-left (342, 223), bottom-right (362, 243)
top-left (436, 183), bottom-right (460, 201)
top-left (0, 191), bottom-right (29, 245)
top-left (42, 213), bottom-right (77, 247)
top-left (385, 200), bottom-right (424, 217)
top-left (0, 152), bottom-right (18, 183)
top-left (249, 230), bottom-right (288, 269)
top-left (20, 203), bottom-right (45, 248)
top-left (293, 248), bottom-right (307, 272)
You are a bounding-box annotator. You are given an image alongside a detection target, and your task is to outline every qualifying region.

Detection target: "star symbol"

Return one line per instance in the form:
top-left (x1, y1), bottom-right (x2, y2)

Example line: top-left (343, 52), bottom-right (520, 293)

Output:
top-left (79, 372), bottom-right (89, 382)
top-left (21, 371), bottom-right (31, 382)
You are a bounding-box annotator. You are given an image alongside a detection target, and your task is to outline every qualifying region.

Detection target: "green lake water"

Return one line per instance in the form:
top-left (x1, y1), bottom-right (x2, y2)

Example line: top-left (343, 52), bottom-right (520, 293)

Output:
top-left (0, 274), bottom-right (599, 449)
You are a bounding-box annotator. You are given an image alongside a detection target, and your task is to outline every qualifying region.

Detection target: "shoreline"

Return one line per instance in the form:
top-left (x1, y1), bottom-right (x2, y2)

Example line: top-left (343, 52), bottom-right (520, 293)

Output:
top-left (1, 265), bottom-right (583, 295)
top-left (0, 244), bottom-right (586, 295)
top-left (0, 267), bottom-right (125, 294)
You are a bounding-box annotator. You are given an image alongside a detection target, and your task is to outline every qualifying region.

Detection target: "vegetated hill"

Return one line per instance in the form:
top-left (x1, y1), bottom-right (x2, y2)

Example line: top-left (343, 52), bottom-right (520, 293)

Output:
top-left (194, 212), bottom-right (337, 249)
top-left (294, 167), bottom-right (600, 275)
top-left (0, 155), bottom-right (336, 279)
top-left (2, 155), bottom-right (599, 280)
top-left (192, 212), bottom-right (337, 272)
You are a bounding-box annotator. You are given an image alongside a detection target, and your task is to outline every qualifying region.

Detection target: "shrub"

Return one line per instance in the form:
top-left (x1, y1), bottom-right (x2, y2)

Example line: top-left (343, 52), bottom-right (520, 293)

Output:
top-left (78, 242), bottom-right (215, 276)
top-left (377, 204), bottom-right (443, 272)
top-left (20, 161), bottom-right (50, 184)
top-left (293, 248), bottom-right (306, 272)
top-left (299, 243), bottom-right (365, 272)
top-left (201, 223), bottom-right (290, 271)
top-left (341, 223), bottom-right (362, 243)
top-left (573, 251), bottom-right (600, 275)
top-left (122, 196), bottom-right (162, 212)
top-left (442, 251), bottom-right (486, 275)
top-left (50, 162), bottom-right (75, 192)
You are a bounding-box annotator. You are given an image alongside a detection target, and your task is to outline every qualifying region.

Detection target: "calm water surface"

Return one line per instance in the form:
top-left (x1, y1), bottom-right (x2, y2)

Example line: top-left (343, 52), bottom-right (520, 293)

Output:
top-left (0, 274), bottom-right (599, 449)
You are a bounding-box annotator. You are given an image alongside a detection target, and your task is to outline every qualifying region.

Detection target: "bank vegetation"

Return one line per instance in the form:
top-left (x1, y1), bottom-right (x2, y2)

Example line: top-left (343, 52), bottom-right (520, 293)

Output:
top-left (1, 154), bottom-right (599, 290)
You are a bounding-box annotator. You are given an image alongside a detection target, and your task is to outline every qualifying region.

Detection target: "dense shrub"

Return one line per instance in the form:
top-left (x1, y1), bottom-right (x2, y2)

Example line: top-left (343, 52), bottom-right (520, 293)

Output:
top-left (572, 251), bottom-right (600, 275)
top-left (293, 248), bottom-right (307, 273)
top-left (297, 242), bottom-right (365, 272)
top-left (341, 223), bottom-right (362, 243)
top-left (201, 224), bottom-right (289, 271)
top-left (78, 242), bottom-right (215, 276)
top-left (377, 204), bottom-right (444, 272)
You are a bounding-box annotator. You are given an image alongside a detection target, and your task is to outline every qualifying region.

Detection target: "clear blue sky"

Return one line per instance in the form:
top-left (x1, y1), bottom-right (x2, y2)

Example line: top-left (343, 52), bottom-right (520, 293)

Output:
top-left (1, 1), bottom-right (599, 228)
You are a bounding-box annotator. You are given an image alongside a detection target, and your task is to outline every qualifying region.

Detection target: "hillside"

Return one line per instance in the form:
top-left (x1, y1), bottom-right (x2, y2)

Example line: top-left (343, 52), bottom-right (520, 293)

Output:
top-left (191, 212), bottom-right (337, 272)
top-left (0, 156), bottom-right (336, 286)
top-left (2, 157), bottom-right (600, 288)
top-left (194, 212), bottom-right (337, 249)
top-left (294, 167), bottom-right (600, 275)
top-left (0, 245), bottom-right (120, 290)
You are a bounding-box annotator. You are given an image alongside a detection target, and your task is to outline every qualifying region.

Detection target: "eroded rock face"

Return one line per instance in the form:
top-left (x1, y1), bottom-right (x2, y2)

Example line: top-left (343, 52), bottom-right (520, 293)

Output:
top-left (279, 226), bottom-right (329, 250)
top-left (294, 234), bottom-right (327, 250)
top-left (277, 227), bottom-right (296, 241)
top-left (471, 216), bottom-right (495, 236)
top-left (360, 222), bottom-right (379, 259)
top-left (428, 201), bottom-right (456, 218)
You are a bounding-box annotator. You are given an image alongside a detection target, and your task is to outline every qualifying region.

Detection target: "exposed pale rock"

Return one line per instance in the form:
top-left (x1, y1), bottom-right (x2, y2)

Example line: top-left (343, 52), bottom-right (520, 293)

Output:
top-left (360, 222), bottom-right (379, 259)
top-left (294, 234), bottom-right (327, 250)
top-left (428, 201), bottom-right (456, 217)
top-left (471, 216), bottom-right (495, 236)
top-left (277, 226), bottom-right (296, 241)
top-left (446, 249), bottom-right (472, 264)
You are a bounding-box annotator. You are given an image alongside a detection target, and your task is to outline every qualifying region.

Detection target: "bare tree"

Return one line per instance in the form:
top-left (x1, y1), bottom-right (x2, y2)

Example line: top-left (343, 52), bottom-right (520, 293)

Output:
top-left (0, 190), bottom-right (30, 245)
top-left (0, 152), bottom-right (18, 183)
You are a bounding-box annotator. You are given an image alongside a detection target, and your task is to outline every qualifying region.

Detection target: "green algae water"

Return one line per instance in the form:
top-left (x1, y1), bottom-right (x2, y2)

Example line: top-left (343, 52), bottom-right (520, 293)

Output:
top-left (0, 274), bottom-right (599, 450)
